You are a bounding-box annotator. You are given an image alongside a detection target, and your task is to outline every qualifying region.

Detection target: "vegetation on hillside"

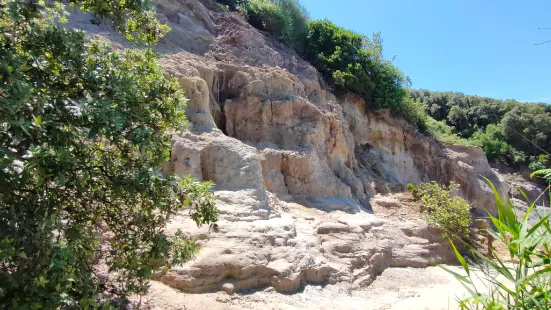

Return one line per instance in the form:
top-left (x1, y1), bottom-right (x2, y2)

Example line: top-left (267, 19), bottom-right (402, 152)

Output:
top-left (0, 0), bottom-right (217, 308)
top-left (411, 90), bottom-right (551, 168)
top-left (444, 179), bottom-right (551, 309)
top-left (303, 21), bottom-right (408, 108)
top-left (408, 182), bottom-right (472, 239)
top-left (224, 0), bottom-right (551, 167)
top-left (242, 0), bottom-right (309, 53)
top-left (222, 0), bottom-right (427, 128)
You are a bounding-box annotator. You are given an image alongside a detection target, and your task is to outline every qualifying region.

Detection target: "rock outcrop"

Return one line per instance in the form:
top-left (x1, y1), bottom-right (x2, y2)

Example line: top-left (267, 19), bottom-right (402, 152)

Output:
top-left (68, 0), bottom-right (509, 295)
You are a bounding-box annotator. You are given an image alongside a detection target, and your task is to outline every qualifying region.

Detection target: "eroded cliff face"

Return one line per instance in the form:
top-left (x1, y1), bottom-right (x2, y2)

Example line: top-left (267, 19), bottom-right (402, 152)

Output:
top-left (163, 54), bottom-right (506, 217)
top-left (68, 0), bottom-right (508, 294)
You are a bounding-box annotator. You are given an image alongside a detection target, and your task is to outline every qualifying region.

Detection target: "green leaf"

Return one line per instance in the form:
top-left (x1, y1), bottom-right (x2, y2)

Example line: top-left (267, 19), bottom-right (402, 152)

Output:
top-left (450, 240), bottom-right (470, 276)
top-left (33, 115), bottom-right (43, 126)
top-left (527, 214), bottom-right (551, 238)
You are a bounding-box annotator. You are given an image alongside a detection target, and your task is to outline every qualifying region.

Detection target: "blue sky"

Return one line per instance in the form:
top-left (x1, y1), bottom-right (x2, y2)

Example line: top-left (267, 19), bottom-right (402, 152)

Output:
top-left (300, 0), bottom-right (551, 103)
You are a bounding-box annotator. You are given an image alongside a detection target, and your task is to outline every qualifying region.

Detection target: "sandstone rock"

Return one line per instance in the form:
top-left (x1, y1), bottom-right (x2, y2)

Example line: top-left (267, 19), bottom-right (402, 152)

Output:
top-left (178, 76), bottom-right (216, 130)
top-left (340, 95), bottom-right (508, 215)
top-left (316, 222), bottom-right (351, 234)
top-left (71, 0), bottom-right (510, 296)
top-left (158, 30), bottom-right (506, 294)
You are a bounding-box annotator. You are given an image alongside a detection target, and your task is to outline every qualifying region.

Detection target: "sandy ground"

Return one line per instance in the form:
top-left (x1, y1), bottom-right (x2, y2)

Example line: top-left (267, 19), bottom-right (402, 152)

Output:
top-left (135, 266), bottom-right (478, 310)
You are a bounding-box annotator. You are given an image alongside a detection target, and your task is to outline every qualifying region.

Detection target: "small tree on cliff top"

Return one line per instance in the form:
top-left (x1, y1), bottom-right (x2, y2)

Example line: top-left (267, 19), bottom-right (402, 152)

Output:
top-left (0, 1), bottom-right (217, 308)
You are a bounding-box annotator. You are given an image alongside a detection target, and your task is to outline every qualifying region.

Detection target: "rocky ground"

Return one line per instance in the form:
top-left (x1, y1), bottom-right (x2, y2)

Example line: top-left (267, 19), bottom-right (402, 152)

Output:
top-left (134, 266), bottom-right (474, 310)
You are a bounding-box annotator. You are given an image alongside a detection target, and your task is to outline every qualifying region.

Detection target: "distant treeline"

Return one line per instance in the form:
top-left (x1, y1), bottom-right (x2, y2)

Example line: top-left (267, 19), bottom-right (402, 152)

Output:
top-left (411, 90), bottom-right (551, 169)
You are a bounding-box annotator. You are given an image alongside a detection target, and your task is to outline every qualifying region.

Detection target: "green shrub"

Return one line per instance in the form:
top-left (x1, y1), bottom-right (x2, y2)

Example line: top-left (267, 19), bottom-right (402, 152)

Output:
top-left (240, 0), bottom-right (308, 51)
top-left (469, 124), bottom-right (509, 160)
top-left (304, 20), bottom-right (412, 121)
top-left (0, 1), bottom-right (217, 307)
top-left (529, 154), bottom-right (550, 172)
top-left (239, 4), bottom-right (422, 129)
top-left (469, 124), bottom-right (547, 168)
top-left (305, 20), bottom-right (371, 94)
top-left (408, 182), bottom-right (472, 239)
top-left (245, 0), bottom-right (292, 42)
top-left (277, 0), bottom-right (309, 53)
top-left (426, 117), bottom-right (472, 146)
top-left (401, 94), bottom-right (429, 131)
top-left (504, 145), bottom-right (527, 165)
top-left (444, 179), bottom-right (551, 309)
top-left (238, 2), bottom-right (425, 129)
top-left (501, 104), bottom-right (551, 157)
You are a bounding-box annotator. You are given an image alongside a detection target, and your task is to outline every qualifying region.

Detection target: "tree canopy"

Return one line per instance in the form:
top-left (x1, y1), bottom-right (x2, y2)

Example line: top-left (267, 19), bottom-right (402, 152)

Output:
top-left (0, 1), bottom-right (217, 308)
top-left (411, 90), bottom-right (551, 167)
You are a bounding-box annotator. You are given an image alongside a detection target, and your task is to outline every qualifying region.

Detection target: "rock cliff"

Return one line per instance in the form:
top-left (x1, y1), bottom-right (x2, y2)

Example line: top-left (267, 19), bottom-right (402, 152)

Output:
top-left (68, 0), bottom-right (508, 294)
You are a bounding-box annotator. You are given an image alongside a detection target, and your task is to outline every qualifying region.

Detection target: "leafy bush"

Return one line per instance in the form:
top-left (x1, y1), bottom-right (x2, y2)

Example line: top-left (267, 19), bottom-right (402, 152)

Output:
top-left (304, 21), bottom-right (412, 119)
top-left (304, 20), bottom-right (370, 93)
top-left (469, 124), bottom-right (508, 160)
top-left (240, 0), bottom-right (308, 51)
top-left (401, 94), bottom-right (429, 131)
top-left (528, 155), bottom-right (550, 171)
top-left (234, 2), bottom-right (423, 128)
top-left (244, 0), bottom-right (292, 42)
top-left (426, 117), bottom-right (472, 146)
top-left (444, 179), bottom-right (551, 309)
top-left (504, 145), bottom-right (528, 166)
top-left (0, 1), bottom-right (217, 308)
top-left (469, 124), bottom-right (549, 169)
top-left (408, 182), bottom-right (472, 239)
top-left (277, 0), bottom-right (309, 52)
top-left (528, 156), bottom-right (550, 174)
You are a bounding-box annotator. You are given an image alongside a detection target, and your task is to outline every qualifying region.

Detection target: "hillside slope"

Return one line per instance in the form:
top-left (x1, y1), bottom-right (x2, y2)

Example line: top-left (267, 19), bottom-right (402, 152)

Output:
top-left (68, 0), bottom-right (508, 298)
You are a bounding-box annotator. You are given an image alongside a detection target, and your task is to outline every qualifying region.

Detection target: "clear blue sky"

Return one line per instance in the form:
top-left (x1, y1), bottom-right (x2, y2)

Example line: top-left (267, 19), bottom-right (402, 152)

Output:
top-left (300, 0), bottom-right (551, 103)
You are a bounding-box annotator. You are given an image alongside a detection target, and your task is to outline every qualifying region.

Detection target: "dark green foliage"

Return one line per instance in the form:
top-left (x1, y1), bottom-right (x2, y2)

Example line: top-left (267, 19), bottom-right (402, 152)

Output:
top-left (411, 90), bottom-right (515, 138)
top-left (239, 0), bottom-right (308, 52)
top-left (244, 0), bottom-right (292, 42)
top-left (425, 117), bottom-right (471, 146)
top-left (529, 155), bottom-right (550, 172)
top-left (408, 182), bottom-right (472, 239)
top-left (277, 0), bottom-right (309, 53)
top-left (469, 124), bottom-right (509, 160)
top-left (304, 20), bottom-right (367, 89)
top-left (412, 89), bottom-right (551, 168)
top-left (304, 20), bottom-right (411, 115)
top-left (401, 94), bottom-right (428, 131)
top-left (0, 1), bottom-right (217, 308)
top-left (74, 0), bottom-right (171, 44)
top-left (500, 104), bottom-right (551, 156)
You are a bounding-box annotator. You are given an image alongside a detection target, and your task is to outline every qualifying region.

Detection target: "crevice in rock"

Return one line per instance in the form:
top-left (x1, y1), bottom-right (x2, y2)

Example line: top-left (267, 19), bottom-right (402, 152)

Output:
top-left (216, 100), bottom-right (228, 135)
